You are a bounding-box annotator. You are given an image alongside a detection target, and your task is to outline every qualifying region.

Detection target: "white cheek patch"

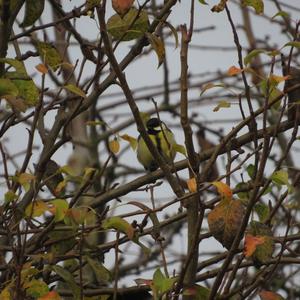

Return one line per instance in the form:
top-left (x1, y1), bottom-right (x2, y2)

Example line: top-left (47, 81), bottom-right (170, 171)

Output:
top-left (154, 126), bottom-right (161, 131)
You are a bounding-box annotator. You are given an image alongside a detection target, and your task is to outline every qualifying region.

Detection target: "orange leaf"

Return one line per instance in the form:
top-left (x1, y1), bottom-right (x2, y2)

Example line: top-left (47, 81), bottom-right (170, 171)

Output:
top-left (259, 290), bottom-right (284, 300)
top-left (244, 234), bottom-right (266, 257)
top-left (187, 177), bottom-right (197, 193)
top-left (35, 63), bottom-right (48, 74)
top-left (38, 291), bottom-right (61, 300)
top-left (212, 181), bottom-right (233, 199)
top-left (227, 66), bottom-right (243, 76)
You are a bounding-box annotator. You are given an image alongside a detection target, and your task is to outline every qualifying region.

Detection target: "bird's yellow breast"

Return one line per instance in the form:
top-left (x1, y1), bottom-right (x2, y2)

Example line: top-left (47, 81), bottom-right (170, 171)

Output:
top-left (137, 130), bottom-right (176, 171)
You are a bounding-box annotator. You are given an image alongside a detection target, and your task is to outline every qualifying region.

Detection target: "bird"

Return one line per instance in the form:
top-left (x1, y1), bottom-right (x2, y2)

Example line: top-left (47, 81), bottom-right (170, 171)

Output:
top-left (137, 118), bottom-right (176, 171)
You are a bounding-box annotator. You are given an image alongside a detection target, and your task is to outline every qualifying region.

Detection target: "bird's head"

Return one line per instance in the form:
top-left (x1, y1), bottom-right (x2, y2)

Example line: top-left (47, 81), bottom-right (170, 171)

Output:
top-left (146, 118), bottom-right (166, 134)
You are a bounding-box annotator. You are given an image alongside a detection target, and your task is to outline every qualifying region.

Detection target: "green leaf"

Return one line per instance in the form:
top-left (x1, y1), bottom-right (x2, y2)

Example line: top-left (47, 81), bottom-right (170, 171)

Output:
top-left (244, 49), bottom-right (266, 65)
top-left (102, 216), bottom-right (134, 239)
top-left (48, 230), bottom-right (76, 255)
top-left (145, 33), bottom-right (165, 67)
top-left (0, 58), bottom-right (39, 106)
top-left (0, 58), bottom-right (27, 75)
top-left (242, 0), bottom-right (264, 14)
top-left (271, 170), bottom-right (289, 186)
top-left (52, 265), bottom-right (80, 300)
top-left (37, 42), bottom-right (62, 71)
top-left (24, 279), bottom-right (49, 298)
top-left (86, 0), bottom-right (101, 10)
top-left (86, 256), bottom-right (112, 284)
top-left (198, 0), bottom-right (208, 5)
top-left (0, 78), bottom-right (19, 97)
top-left (283, 41), bottom-right (300, 49)
top-left (49, 199), bottom-right (69, 222)
top-left (249, 221), bottom-right (274, 266)
top-left (21, 0), bottom-right (45, 27)
top-left (10, 74), bottom-right (39, 106)
top-left (271, 11), bottom-right (289, 20)
top-left (4, 190), bottom-right (18, 203)
top-left (63, 84), bottom-right (86, 98)
top-left (259, 78), bottom-right (282, 109)
top-left (152, 269), bottom-right (177, 297)
top-left (107, 8), bottom-right (149, 41)
top-left (213, 100), bottom-right (231, 112)
top-left (235, 182), bottom-right (250, 200)
top-left (246, 164), bottom-right (255, 179)
top-left (173, 143), bottom-right (187, 156)
top-left (255, 202), bottom-right (269, 223)
top-left (59, 165), bottom-right (77, 176)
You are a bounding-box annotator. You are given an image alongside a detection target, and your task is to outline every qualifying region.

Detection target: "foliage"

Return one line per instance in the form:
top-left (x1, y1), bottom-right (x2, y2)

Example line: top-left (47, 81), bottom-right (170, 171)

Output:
top-left (0, 0), bottom-right (299, 299)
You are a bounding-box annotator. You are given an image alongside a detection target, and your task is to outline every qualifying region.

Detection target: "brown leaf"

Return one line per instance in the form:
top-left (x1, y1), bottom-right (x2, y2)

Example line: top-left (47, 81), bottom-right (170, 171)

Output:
top-left (112, 0), bottom-right (134, 17)
top-left (35, 63), bottom-right (48, 74)
top-left (211, 0), bottom-right (228, 12)
top-left (259, 290), bottom-right (284, 300)
top-left (208, 198), bottom-right (245, 249)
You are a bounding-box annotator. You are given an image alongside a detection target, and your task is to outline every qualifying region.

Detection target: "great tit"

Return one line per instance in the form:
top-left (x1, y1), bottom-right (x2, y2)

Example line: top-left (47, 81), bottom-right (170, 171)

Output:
top-left (137, 118), bottom-right (176, 171)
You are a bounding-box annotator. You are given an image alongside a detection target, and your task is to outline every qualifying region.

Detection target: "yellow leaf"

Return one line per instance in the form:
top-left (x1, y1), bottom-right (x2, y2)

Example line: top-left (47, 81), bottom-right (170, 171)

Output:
top-left (25, 200), bottom-right (48, 218)
top-left (109, 138), bottom-right (120, 154)
top-left (269, 74), bottom-right (290, 84)
top-left (213, 100), bottom-right (231, 112)
top-left (54, 179), bottom-right (67, 195)
top-left (187, 177), bottom-right (197, 193)
top-left (212, 181), bottom-right (233, 199)
top-left (0, 284), bottom-right (12, 299)
top-left (200, 83), bottom-right (225, 96)
top-left (18, 172), bottom-right (35, 185)
top-left (120, 134), bottom-right (137, 150)
top-left (18, 172), bottom-right (36, 191)
top-left (145, 33), bottom-right (165, 67)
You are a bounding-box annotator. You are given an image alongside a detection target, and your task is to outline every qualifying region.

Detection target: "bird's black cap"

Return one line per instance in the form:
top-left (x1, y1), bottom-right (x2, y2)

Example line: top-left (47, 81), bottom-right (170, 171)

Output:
top-left (146, 118), bottom-right (160, 129)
